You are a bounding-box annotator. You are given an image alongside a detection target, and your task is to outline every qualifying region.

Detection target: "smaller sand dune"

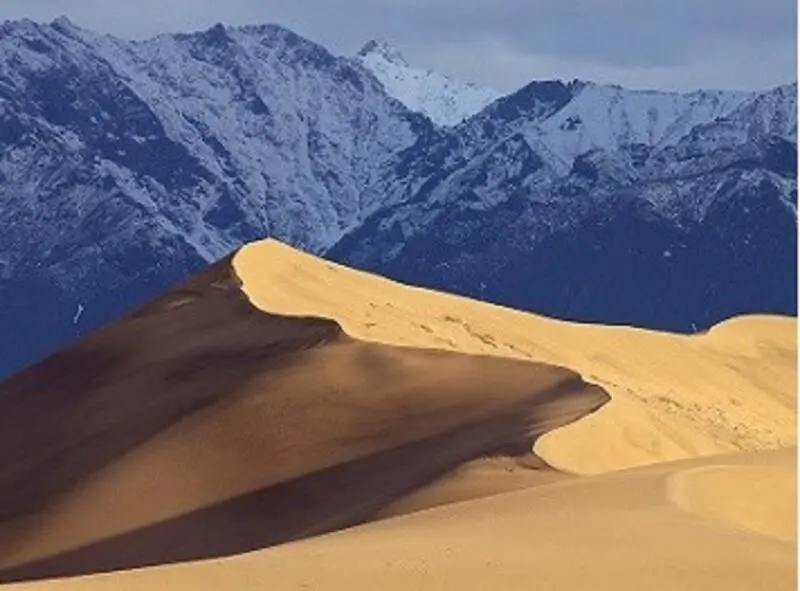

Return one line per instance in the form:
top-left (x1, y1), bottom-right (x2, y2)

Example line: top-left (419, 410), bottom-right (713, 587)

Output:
top-left (668, 460), bottom-right (796, 542)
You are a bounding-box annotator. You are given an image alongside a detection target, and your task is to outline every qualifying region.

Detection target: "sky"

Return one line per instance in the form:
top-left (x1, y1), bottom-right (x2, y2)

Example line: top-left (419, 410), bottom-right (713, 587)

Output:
top-left (1, 0), bottom-right (796, 93)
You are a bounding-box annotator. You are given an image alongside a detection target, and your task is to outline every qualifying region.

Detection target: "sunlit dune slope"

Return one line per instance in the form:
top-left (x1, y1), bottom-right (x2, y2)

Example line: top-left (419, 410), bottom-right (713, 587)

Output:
top-left (8, 448), bottom-right (795, 591)
top-left (0, 249), bottom-right (606, 583)
top-left (235, 239), bottom-right (797, 474)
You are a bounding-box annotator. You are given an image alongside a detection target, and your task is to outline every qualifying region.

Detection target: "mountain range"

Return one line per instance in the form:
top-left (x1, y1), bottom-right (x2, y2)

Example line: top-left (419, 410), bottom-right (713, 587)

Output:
top-left (329, 80), bottom-right (797, 332)
top-left (0, 16), bottom-right (795, 378)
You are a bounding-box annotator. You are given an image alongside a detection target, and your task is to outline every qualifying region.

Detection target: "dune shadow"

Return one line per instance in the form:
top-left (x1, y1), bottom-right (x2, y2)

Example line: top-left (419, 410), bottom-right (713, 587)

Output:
top-left (0, 251), bottom-right (340, 524)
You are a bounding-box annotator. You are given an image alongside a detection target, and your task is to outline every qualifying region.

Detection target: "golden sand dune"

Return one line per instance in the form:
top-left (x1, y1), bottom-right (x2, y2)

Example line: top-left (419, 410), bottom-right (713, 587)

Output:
top-left (0, 239), bottom-right (795, 590)
top-left (0, 248), bottom-right (605, 583)
top-left (235, 239), bottom-right (796, 474)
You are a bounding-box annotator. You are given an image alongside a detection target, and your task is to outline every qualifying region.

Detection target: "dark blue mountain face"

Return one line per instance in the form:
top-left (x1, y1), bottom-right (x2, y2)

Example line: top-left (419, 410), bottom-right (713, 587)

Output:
top-left (0, 31), bottom-right (213, 377)
top-left (0, 237), bottom-right (206, 379)
top-left (480, 185), bottom-right (796, 332)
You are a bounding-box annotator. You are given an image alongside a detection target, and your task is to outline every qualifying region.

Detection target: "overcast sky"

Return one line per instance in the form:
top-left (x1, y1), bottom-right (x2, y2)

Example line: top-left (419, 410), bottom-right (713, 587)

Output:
top-left (1, 0), bottom-right (796, 92)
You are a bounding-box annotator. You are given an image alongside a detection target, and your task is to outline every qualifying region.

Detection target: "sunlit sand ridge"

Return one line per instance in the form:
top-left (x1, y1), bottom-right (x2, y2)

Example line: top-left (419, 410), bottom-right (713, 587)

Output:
top-left (235, 240), bottom-right (796, 474)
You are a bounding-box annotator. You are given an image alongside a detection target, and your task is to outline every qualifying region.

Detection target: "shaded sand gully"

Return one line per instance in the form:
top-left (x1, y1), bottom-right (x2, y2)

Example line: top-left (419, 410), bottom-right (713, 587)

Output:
top-left (0, 249), bottom-right (607, 583)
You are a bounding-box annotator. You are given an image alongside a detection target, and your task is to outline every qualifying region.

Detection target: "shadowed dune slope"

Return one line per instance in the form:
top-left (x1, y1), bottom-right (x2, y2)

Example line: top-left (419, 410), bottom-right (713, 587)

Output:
top-left (0, 248), bottom-right (607, 583)
top-left (234, 239), bottom-right (797, 474)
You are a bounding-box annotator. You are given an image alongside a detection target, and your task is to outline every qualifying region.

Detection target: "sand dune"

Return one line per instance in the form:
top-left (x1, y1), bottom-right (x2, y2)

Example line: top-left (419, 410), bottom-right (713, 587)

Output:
top-left (0, 247), bottom-right (606, 582)
top-left (0, 238), bottom-right (794, 590)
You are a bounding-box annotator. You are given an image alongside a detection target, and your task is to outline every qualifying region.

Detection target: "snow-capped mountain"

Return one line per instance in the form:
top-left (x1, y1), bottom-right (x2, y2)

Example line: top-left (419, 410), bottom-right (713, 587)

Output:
top-left (527, 83), bottom-right (754, 172)
top-left (354, 41), bottom-right (759, 158)
top-left (70, 20), bottom-right (430, 252)
top-left (0, 17), bottom-right (431, 377)
top-left (436, 80), bottom-right (761, 176)
top-left (348, 78), bottom-right (786, 221)
top-left (0, 16), bottom-right (795, 380)
top-left (356, 39), bottom-right (500, 127)
top-left (329, 81), bottom-right (797, 332)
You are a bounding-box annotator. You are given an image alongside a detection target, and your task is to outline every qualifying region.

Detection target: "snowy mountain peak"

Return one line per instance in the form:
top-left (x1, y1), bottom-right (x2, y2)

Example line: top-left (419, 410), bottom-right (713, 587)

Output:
top-left (357, 39), bottom-right (408, 66)
top-left (356, 39), bottom-right (500, 127)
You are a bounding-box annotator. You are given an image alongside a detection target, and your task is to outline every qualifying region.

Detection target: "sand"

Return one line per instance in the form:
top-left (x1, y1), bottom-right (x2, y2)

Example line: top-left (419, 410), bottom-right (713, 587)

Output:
top-left (234, 239), bottom-right (797, 474)
top-left (0, 246), bottom-right (606, 582)
top-left (0, 238), bottom-right (795, 590)
top-left (6, 449), bottom-right (796, 591)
